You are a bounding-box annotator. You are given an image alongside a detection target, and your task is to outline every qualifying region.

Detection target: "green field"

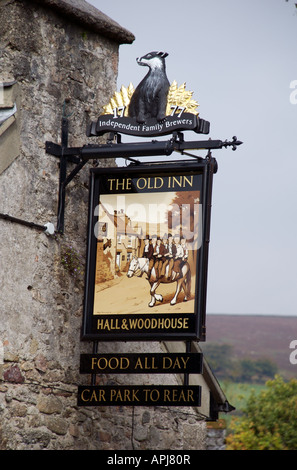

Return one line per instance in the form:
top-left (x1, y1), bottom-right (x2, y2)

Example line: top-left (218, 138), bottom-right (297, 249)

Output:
top-left (220, 382), bottom-right (266, 429)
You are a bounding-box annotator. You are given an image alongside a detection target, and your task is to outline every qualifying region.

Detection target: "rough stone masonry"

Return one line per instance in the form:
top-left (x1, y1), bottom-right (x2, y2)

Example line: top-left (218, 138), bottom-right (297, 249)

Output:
top-left (0, 0), bottom-right (220, 450)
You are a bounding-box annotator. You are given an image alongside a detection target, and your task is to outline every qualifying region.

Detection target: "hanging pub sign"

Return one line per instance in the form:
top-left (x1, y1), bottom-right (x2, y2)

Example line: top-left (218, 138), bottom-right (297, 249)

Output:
top-left (81, 159), bottom-right (215, 342)
top-left (81, 50), bottom-right (217, 343)
top-left (44, 49), bottom-right (240, 408)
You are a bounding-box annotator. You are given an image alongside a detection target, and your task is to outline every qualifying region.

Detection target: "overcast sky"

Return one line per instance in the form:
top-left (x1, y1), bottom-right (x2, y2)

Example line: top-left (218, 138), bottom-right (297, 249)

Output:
top-left (88, 0), bottom-right (297, 317)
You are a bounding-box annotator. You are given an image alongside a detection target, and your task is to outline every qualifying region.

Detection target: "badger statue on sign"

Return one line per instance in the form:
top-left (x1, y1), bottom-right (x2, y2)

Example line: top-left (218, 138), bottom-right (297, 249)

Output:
top-left (128, 51), bottom-right (170, 124)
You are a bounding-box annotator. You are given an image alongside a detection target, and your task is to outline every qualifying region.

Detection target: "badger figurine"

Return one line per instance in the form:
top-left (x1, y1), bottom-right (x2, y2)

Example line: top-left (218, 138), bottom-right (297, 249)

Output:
top-left (128, 51), bottom-right (170, 124)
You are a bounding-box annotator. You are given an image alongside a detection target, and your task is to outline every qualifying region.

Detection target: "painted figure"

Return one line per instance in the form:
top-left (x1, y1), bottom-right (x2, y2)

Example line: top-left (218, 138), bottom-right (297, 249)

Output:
top-left (160, 233), bottom-right (176, 279)
top-left (127, 256), bottom-right (191, 307)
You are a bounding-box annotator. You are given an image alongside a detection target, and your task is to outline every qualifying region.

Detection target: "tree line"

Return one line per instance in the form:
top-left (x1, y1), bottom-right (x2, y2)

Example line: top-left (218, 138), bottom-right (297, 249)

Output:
top-left (201, 343), bottom-right (278, 383)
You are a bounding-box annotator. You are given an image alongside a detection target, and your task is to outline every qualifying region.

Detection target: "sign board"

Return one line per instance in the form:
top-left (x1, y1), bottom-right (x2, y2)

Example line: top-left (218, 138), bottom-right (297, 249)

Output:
top-left (77, 385), bottom-right (201, 407)
top-left (80, 353), bottom-right (203, 374)
top-left (81, 161), bottom-right (215, 342)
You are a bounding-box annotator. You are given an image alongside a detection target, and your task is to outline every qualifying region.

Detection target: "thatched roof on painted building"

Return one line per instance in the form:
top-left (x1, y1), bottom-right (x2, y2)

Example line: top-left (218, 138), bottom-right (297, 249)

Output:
top-left (29, 0), bottom-right (135, 44)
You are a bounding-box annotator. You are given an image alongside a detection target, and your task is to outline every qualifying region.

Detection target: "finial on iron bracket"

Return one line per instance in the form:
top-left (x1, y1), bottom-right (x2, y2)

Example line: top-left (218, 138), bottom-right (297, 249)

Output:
top-left (223, 136), bottom-right (243, 151)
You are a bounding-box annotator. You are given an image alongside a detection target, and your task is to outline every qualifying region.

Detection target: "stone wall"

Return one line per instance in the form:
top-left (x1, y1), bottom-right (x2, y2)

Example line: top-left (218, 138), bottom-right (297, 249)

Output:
top-left (0, 382), bottom-right (207, 450)
top-left (206, 420), bottom-right (227, 451)
top-left (0, 0), bottom-right (211, 450)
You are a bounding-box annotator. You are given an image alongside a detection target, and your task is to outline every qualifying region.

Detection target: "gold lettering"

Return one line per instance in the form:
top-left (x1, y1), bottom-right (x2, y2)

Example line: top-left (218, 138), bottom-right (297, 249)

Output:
top-left (97, 357), bottom-right (108, 369)
top-left (183, 175), bottom-right (193, 187)
top-left (90, 389), bottom-right (98, 402)
top-left (163, 357), bottom-right (172, 370)
top-left (104, 319), bottom-right (111, 331)
top-left (98, 389), bottom-right (106, 401)
top-left (167, 175), bottom-right (193, 189)
top-left (97, 319), bottom-right (104, 330)
top-left (124, 389), bottom-right (131, 401)
top-left (114, 389), bottom-right (120, 401)
top-left (91, 356), bottom-right (131, 371)
top-left (147, 178), bottom-right (153, 189)
top-left (150, 389), bottom-right (160, 402)
top-left (108, 175), bottom-right (192, 193)
top-left (164, 389), bottom-right (170, 401)
top-left (109, 357), bottom-right (119, 370)
top-left (173, 358), bottom-right (183, 369)
top-left (109, 388), bottom-right (140, 402)
top-left (81, 388), bottom-right (107, 403)
top-left (81, 388), bottom-right (90, 402)
top-left (187, 389), bottom-right (194, 402)
top-left (164, 318), bottom-right (170, 329)
top-left (126, 178), bottom-right (132, 190)
top-left (111, 319), bottom-right (120, 330)
top-left (134, 358), bottom-right (143, 369)
top-left (178, 390), bottom-right (186, 402)
top-left (97, 319), bottom-right (124, 331)
top-left (116, 179), bottom-right (125, 190)
top-left (155, 177), bottom-right (163, 189)
top-left (136, 177), bottom-right (146, 189)
top-left (144, 357), bottom-right (150, 369)
top-left (180, 356), bottom-right (190, 369)
top-left (107, 178), bottom-right (115, 190)
top-left (172, 176), bottom-right (182, 188)
top-left (107, 178), bottom-right (132, 191)
top-left (151, 357), bottom-right (158, 369)
top-left (132, 389), bottom-right (140, 401)
top-left (143, 389), bottom-right (150, 401)
top-left (120, 357), bottom-right (130, 370)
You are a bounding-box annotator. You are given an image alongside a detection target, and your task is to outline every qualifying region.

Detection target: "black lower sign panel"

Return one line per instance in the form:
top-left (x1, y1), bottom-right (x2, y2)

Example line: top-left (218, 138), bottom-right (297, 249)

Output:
top-left (80, 353), bottom-right (203, 374)
top-left (77, 385), bottom-right (201, 407)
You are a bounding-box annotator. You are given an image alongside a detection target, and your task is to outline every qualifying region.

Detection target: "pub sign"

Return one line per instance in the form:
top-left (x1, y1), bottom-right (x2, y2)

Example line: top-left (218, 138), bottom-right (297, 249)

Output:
top-left (81, 160), bottom-right (215, 342)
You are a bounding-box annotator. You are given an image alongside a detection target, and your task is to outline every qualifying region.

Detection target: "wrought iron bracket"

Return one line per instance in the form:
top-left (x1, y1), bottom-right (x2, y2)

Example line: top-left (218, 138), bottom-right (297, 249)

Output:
top-left (0, 212), bottom-right (55, 235)
top-left (46, 116), bottom-right (242, 233)
top-left (46, 116), bottom-right (88, 233)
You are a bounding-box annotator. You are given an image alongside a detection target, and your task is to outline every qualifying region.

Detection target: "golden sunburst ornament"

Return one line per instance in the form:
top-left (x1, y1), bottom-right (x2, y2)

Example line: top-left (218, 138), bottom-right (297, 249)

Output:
top-left (166, 81), bottom-right (199, 116)
top-left (102, 81), bottom-right (199, 117)
top-left (102, 83), bottom-right (135, 117)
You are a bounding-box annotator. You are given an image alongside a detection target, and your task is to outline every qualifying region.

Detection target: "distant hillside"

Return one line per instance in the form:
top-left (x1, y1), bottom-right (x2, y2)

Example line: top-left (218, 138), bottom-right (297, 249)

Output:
top-left (202, 314), bottom-right (297, 380)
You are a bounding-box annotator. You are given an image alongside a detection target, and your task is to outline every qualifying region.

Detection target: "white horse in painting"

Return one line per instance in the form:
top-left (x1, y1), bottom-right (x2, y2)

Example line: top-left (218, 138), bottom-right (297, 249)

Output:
top-left (127, 256), bottom-right (191, 308)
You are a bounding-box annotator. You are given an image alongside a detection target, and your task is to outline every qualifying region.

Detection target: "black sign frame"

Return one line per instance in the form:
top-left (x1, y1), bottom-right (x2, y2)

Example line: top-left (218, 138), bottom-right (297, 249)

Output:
top-left (80, 353), bottom-right (203, 374)
top-left (77, 385), bottom-right (201, 407)
top-left (81, 159), bottom-right (216, 342)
